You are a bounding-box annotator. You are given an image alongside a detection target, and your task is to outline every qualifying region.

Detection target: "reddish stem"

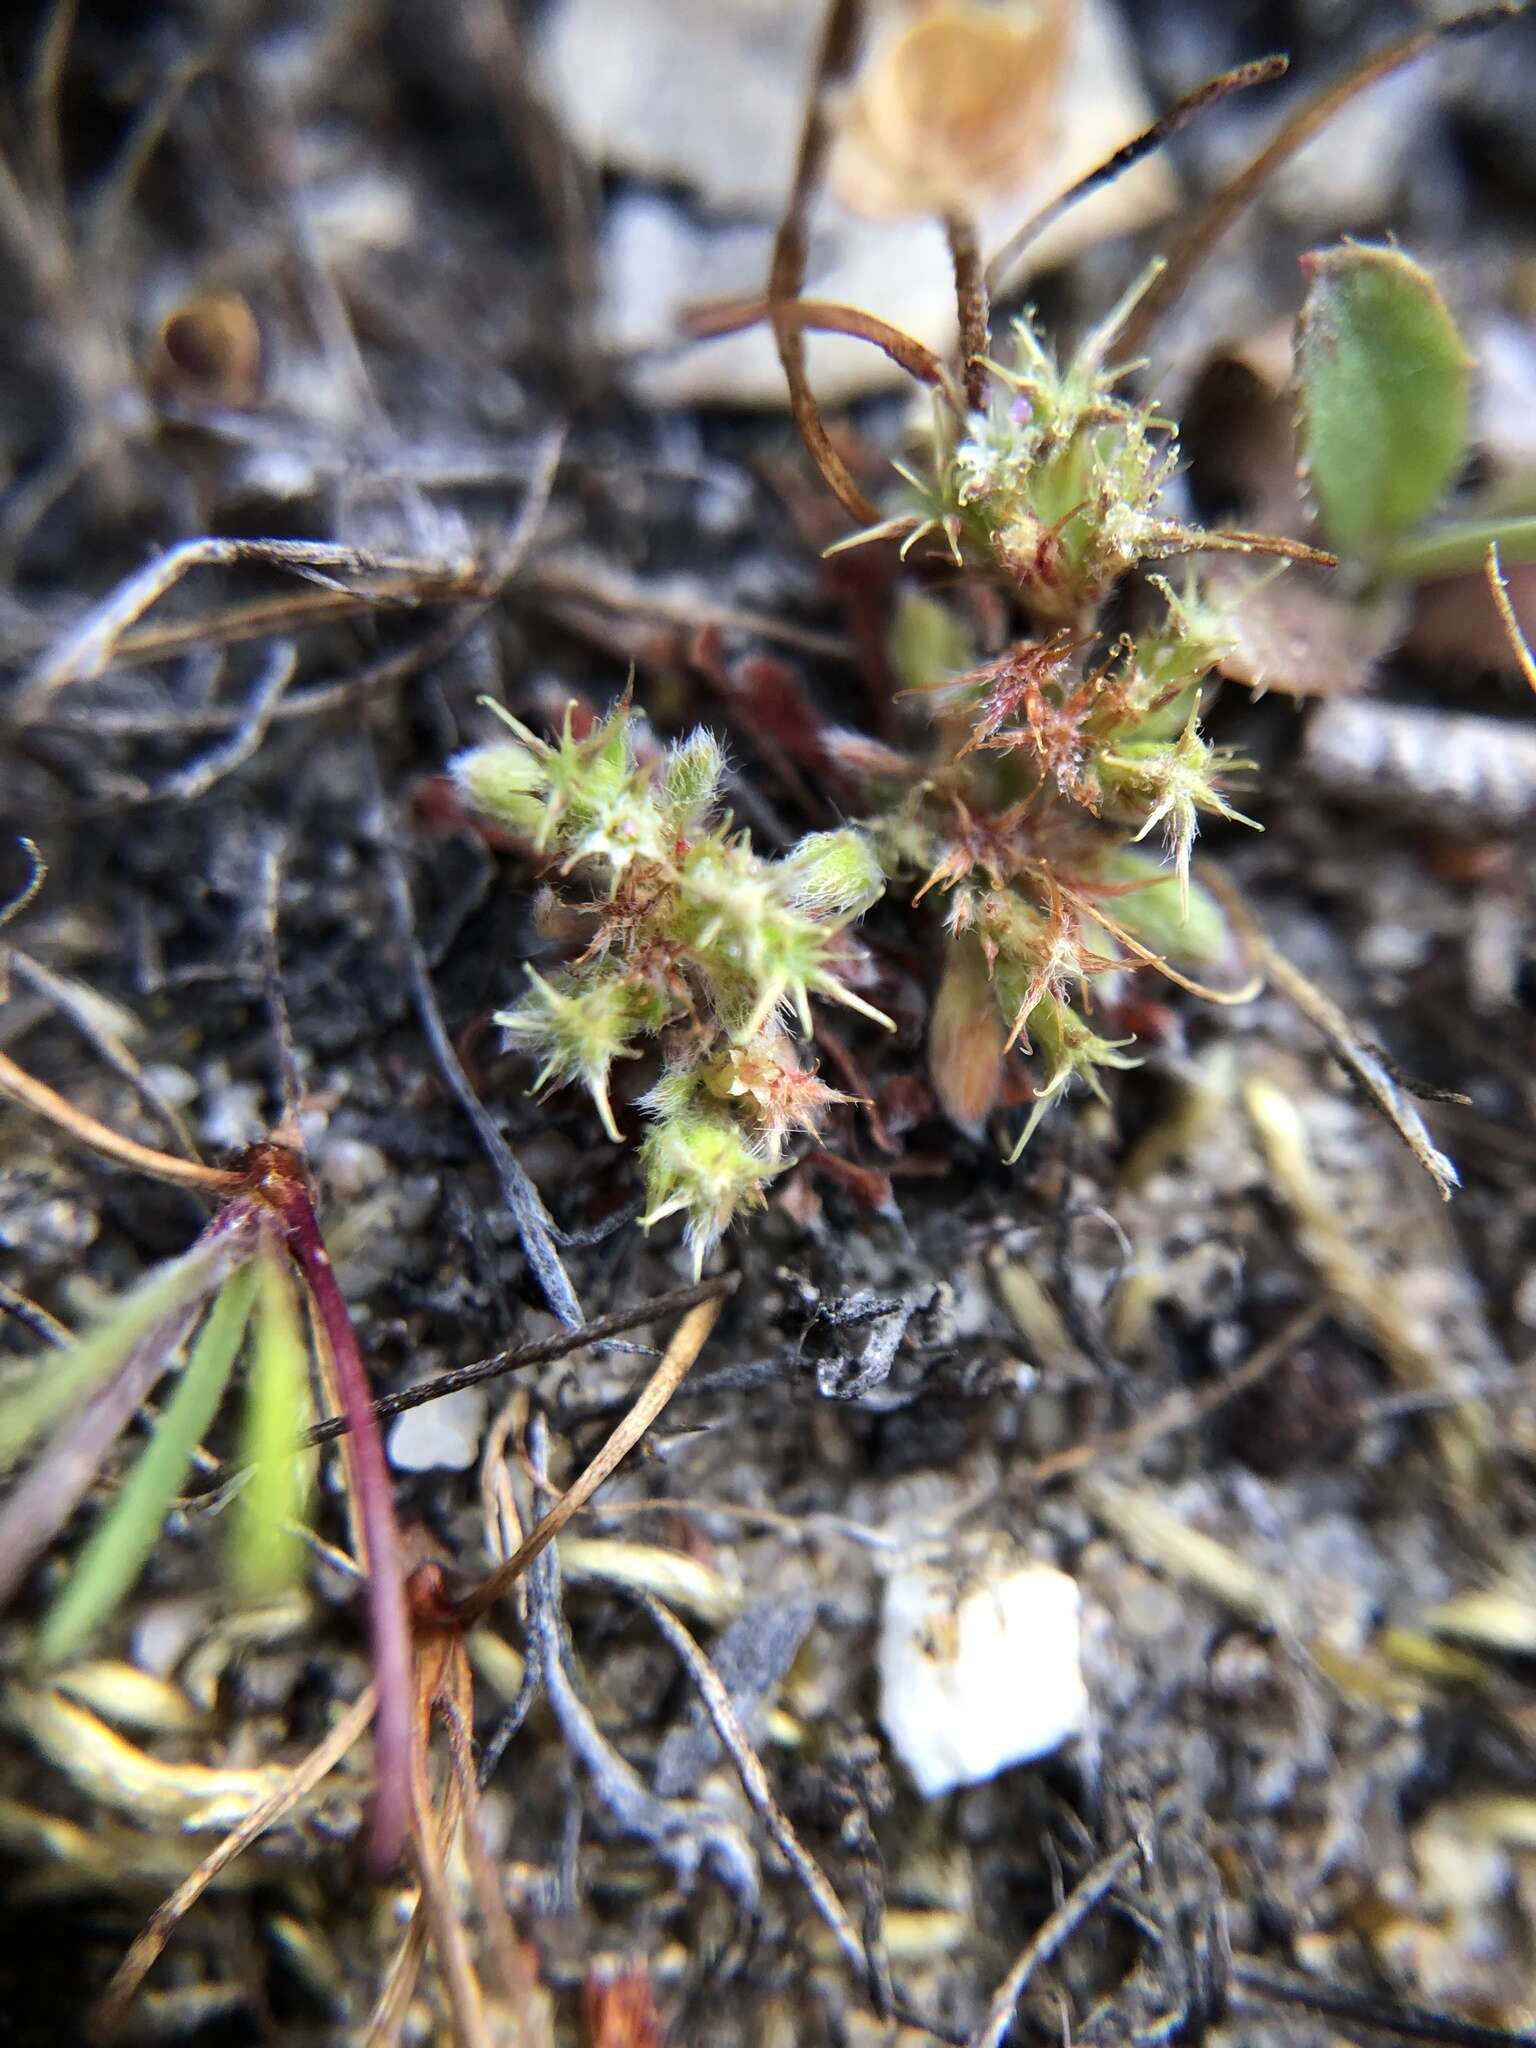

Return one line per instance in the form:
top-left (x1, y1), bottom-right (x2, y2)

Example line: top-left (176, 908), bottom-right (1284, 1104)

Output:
top-left (258, 1153), bottom-right (411, 1876)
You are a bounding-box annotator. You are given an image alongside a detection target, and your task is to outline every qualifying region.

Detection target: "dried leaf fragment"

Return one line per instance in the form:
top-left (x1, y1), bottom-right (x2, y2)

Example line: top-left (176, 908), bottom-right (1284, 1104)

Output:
top-left (830, 0), bottom-right (1076, 221)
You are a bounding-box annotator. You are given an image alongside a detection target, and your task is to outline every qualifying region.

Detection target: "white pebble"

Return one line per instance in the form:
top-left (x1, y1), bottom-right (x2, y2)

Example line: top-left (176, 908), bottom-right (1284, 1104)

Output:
top-left (879, 1555), bottom-right (1086, 1798)
top-left (387, 1388), bottom-right (487, 1473)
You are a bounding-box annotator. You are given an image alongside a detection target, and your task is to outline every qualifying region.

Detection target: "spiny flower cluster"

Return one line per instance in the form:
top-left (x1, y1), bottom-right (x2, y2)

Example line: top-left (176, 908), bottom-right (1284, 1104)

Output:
top-left (455, 702), bottom-right (888, 1270)
top-left (856, 263), bottom-right (1215, 621)
top-left (826, 277), bottom-right (1265, 1149)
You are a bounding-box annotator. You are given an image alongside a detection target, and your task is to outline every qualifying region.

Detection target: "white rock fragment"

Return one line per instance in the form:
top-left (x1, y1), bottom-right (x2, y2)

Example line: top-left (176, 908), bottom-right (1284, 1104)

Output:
top-left (387, 1387), bottom-right (487, 1474)
top-left (537, 0), bottom-right (1172, 407)
top-left (879, 1554), bottom-right (1086, 1798)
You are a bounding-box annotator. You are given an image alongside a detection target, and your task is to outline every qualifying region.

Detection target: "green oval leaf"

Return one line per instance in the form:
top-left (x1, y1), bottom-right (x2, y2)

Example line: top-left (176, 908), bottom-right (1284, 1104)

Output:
top-left (1295, 243), bottom-right (1471, 560)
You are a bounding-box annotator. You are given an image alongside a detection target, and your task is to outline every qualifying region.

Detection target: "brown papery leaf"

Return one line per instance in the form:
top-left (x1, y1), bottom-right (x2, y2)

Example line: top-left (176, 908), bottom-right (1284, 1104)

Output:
top-left (830, 0), bottom-right (1076, 221)
top-left (1207, 561), bottom-right (1406, 699)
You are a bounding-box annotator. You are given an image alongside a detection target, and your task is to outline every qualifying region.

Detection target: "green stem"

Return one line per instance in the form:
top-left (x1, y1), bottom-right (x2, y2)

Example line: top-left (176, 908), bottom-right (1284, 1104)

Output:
top-left (1378, 515), bottom-right (1536, 581)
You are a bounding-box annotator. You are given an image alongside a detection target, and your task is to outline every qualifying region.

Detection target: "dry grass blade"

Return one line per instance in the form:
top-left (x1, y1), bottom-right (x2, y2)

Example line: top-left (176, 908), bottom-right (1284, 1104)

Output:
top-left (92, 1684), bottom-right (377, 2041)
top-left (454, 1289), bottom-right (730, 1625)
top-left (968, 1836), bottom-right (1142, 2048)
top-left (379, 831), bottom-right (582, 1331)
top-left (0, 1046), bottom-right (241, 1194)
top-left (1487, 542), bottom-right (1536, 692)
top-left (6, 1685), bottom-right (294, 1829)
top-left (436, 1690), bottom-right (547, 2033)
top-left (1204, 871), bottom-right (1462, 1198)
top-left (1118, 5), bottom-right (1526, 357)
top-left (13, 537), bottom-right (477, 723)
top-left (5, 948), bottom-right (201, 1160)
top-left (637, 1593), bottom-right (867, 1982)
top-left (398, 1675), bottom-right (494, 2048)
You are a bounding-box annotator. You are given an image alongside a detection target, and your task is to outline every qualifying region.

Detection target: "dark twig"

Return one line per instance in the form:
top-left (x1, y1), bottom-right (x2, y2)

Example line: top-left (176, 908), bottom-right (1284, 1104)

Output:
top-left (1117, 8), bottom-right (1525, 356)
top-left (454, 1291), bottom-right (730, 1625)
top-left (146, 639), bottom-right (298, 805)
top-left (0, 836), bottom-right (47, 933)
top-left (297, 1275), bottom-right (734, 1450)
top-left (1232, 1955), bottom-right (1536, 2048)
top-left (0, 1277), bottom-right (72, 1349)
top-left (637, 1593), bottom-right (868, 1981)
top-left (378, 833), bottom-right (582, 1330)
top-left (986, 56), bottom-right (1288, 300)
top-left (968, 1835), bottom-right (1143, 2048)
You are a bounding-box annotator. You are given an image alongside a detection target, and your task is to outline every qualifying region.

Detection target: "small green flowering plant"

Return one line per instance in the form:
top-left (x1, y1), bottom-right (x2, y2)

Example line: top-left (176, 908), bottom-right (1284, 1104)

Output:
top-left (460, 8), bottom-right (1517, 1263)
top-left (455, 699), bottom-right (888, 1269)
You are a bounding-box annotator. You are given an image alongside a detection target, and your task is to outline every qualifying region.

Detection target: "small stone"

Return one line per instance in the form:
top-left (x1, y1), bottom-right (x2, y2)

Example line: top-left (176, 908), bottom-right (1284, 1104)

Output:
top-left (387, 1388), bottom-right (487, 1473)
top-left (878, 1553), bottom-right (1086, 1799)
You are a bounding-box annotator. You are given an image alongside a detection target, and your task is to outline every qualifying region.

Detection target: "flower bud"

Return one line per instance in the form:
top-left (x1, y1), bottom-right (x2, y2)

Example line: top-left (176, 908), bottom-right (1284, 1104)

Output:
top-left (662, 730), bottom-right (726, 827)
top-left (784, 829), bottom-right (885, 918)
top-left (452, 741), bottom-right (547, 838)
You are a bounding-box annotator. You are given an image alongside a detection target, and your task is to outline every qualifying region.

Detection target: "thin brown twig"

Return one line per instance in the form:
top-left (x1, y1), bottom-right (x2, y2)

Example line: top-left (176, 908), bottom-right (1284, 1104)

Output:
top-left (92, 1684), bottom-right (377, 2041)
top-left (968, 1835), bottom-right (1143, 2048)
top-left (685, 294), bottom-right (952, 392)
top-left (0, 1047), bottom-right (242, 1195)
top-left (525, 558), bottom-right (857, 663)
top-left (454, 1290), bottom-right (730, 1625)
top-left (985, 57), bottom-right (1288, 301)
top-left (296, 1276), bottom-right (734, 1451)
top-left (1117, 7), bottom-right (1525, 357)
top-left (638, 1593), bottom-right (869, 1982)
top-left (945, 212), bottom-right (989, 412)
top-left (769, 0), bottom-right (881, 526)
top-left (1025, 1302), bottom-right (1324, 1487)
